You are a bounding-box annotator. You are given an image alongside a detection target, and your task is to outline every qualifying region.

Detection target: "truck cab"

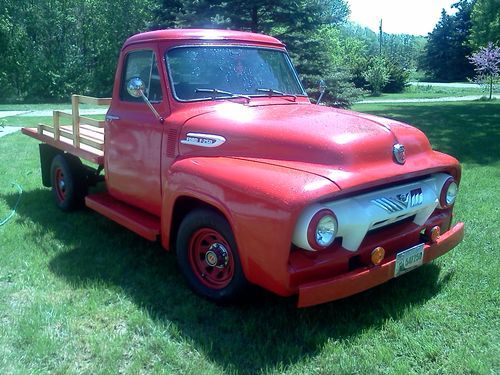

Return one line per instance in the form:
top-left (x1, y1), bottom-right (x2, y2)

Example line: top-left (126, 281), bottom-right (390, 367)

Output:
top-left (22, 29), bottom-right (464, 307)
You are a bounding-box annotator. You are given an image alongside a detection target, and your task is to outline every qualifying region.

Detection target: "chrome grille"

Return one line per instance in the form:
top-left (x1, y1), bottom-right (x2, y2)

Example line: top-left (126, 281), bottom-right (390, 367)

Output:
top-left (371, 188), bottom-right (423, 214)
top-left (372, 197), bottom-right (407, 213)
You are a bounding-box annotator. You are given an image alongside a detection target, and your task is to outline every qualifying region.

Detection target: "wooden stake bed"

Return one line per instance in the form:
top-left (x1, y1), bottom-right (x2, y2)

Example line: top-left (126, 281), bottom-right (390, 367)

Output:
top-left (21, 95), bottom-right (111, 165)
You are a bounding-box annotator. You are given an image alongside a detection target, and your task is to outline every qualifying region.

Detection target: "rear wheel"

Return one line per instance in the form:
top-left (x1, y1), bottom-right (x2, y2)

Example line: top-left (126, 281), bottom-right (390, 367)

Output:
top-left (50, 154), bottom-right (87, 211)
top-left (176, 209), bottom-right (248, 301)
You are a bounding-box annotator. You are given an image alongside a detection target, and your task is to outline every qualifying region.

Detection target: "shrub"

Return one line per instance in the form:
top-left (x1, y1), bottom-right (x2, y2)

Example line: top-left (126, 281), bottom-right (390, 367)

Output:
top-left (363, 56), bottom-right (390, 96)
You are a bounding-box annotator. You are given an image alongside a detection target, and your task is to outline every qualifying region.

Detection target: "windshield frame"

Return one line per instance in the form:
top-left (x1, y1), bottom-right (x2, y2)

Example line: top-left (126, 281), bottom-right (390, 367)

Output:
top-left (164, 45), bottom-right (307, 103)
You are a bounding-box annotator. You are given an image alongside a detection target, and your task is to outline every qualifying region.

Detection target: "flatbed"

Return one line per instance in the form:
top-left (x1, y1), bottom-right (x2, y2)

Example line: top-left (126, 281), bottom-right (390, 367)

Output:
top-left (22, 95), bottom-right (109, 165)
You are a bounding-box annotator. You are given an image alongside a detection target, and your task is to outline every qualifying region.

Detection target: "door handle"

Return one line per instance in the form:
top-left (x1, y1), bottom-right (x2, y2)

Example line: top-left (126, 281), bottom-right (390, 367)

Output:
top-left (105, 114), bottom-right (120, 121)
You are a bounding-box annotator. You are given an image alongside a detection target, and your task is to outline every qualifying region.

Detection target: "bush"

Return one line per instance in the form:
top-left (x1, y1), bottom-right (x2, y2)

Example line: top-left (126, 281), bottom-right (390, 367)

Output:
top-left (384, 63), bottom-right (410, 93)
top-left (363, 56), bottom-right (390, 96)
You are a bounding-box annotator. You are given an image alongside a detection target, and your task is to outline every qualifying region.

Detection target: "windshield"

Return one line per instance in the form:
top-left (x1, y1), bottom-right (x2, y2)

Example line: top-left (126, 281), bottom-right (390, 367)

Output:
top-left (166, 46), bottom-right (306, 101)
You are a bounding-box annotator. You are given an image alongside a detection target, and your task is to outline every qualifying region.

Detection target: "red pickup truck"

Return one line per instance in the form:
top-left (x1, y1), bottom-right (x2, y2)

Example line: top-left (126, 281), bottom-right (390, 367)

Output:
top-left (22, 29), bottom-right (464, 307)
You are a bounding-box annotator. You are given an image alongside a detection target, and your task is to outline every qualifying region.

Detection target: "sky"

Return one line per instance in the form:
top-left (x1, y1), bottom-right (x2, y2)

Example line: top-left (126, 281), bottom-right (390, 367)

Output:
top-left (346, 0), bottom-right (458, 36)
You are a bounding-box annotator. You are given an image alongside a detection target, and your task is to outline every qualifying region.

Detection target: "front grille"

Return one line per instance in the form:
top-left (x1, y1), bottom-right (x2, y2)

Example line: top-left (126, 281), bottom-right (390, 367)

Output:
top-left (292, 173), bottom-right (451, 252)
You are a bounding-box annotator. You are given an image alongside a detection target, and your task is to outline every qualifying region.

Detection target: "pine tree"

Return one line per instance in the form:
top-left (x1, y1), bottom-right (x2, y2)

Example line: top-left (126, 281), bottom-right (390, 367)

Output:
top-left (423, 0), bottom-right (476, 81)
top-left (153, 0), bottom-right (361, 107)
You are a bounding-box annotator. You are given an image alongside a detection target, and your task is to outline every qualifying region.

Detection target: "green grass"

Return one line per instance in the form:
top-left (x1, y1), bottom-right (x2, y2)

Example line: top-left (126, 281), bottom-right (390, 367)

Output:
top-left (1, 101), bottom-right (499, 374)
top-left (1, 115), bottom-right (104, 127)
top-left (1, 116), bottom-right (62, 127)
top-left (352, 100), bottom-right (500, 165)
top-left (361, 84), bottom-right (495, 101)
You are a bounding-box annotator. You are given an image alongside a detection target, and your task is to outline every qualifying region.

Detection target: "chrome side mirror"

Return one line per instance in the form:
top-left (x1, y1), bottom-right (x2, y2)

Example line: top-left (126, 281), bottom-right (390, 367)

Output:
top-left (126, 77), bottom-right (164, 123)
top-left (317, 79), bottom-right (327, 105)
top-left (127, 77), bottom-right (146, 98)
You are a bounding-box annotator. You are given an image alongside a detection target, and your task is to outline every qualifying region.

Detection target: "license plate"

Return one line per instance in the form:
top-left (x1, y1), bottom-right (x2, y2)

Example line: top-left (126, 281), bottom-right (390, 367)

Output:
top-left (394, 243), bottom-right (425, 277)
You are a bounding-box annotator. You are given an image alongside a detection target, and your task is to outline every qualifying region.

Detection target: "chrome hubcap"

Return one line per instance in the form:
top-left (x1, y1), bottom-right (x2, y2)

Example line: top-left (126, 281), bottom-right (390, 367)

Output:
top-left (204, 243), bottom-right (229, 268)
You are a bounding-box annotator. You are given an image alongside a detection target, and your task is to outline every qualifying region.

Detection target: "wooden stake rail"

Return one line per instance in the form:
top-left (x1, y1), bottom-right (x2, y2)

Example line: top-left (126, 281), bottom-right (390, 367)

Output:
top-left (36, 95), bottom-right (111, 153)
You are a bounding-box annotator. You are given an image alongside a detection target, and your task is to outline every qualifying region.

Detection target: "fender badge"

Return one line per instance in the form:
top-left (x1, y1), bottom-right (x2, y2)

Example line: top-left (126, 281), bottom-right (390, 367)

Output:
top-left (181, 133), bottom-right (226, 148)
top-left (393, 143), bottom-right (406, 164)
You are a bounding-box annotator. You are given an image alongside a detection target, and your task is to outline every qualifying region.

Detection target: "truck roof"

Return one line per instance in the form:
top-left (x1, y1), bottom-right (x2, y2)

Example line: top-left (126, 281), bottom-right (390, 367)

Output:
top-left (123, 29), bottom-right (285, 48)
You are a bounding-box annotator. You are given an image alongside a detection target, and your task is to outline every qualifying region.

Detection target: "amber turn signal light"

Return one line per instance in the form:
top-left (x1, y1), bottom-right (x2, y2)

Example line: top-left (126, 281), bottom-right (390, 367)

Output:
top-left (371, 247), bottom-right (385, 265)
top-left (429, 226), bottom-right (441, 242)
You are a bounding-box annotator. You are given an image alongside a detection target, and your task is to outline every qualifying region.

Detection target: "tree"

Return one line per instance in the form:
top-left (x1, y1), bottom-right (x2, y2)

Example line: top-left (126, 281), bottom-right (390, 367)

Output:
top-left (153, 1), bottom-right (350, 33)
top-left (153, 0), bottom-right (362, 107)
top-left (291, 26), bottom-right (363, 107)
top-left (422, 0), bottom-right (476, 81)
top-left (341, 23), bottom-right (424, 92)
top-left (468, 0), bottom-right (500, 50)
top-left (468, 42), bottom-right (500, 99)
top-left (0, 0), bottom-right (156, 102)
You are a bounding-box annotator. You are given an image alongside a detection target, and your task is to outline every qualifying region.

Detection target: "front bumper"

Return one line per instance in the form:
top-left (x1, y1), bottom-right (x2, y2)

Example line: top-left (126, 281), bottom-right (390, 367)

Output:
top-left (297, 222), bottom-right (464, 307)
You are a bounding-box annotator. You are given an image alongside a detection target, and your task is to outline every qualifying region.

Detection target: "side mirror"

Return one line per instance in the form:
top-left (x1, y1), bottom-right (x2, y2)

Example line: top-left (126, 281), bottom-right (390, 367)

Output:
top-left (127, 77), bottom-right (146, 98)
top-left (126, 77), bottom-right (164, 123)
top-left (317, 79), bottom-right (327, 105)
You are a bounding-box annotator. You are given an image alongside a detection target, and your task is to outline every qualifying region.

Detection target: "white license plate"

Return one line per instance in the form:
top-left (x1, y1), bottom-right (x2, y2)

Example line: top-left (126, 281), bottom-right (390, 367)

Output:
top-left (394, 243), bottom-right (425, 277)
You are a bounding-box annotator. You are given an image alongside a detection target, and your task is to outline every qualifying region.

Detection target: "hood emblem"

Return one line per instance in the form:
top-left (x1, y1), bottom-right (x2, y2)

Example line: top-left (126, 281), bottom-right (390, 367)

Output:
top-left (393, 143), bottom-right (406, 164)
top-left (181, 132), bottom-right (226, 148)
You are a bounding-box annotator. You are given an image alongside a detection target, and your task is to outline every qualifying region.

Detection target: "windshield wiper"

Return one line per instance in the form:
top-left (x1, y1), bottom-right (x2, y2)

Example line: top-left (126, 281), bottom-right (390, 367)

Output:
top-left (256, 88), bottom-right (297, 102)
top-left (195, 88), bottom-right (251, 102)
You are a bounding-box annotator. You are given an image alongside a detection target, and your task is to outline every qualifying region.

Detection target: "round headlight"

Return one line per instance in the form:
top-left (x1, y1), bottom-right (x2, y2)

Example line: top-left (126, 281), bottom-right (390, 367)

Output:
top-left (307, 209), bottom-right (338, 250)
top-left (440, 178), bottom-right (458, 208)
top-left (446, 181), bottom-right (458, 206)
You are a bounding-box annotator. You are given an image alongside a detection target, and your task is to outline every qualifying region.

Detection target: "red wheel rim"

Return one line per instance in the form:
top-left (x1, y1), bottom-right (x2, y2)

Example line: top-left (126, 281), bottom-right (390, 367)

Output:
top-left (188, 228), bottom-right (235, 289)
top-left (54, 167), bottom-right (66, 202)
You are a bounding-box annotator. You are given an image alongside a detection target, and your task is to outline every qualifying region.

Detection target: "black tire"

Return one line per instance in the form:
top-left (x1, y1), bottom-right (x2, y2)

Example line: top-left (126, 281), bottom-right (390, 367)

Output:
top-left (176, 209), bottom-right (248, 302)
top-left (50, 154), bottom-right (87, 211)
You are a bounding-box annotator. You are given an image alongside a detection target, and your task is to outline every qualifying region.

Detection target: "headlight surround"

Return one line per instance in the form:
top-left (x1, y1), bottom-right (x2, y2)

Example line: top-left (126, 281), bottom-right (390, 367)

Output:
top-left (439, 177), bottom-right (458, 208)
top-left (307, 209), bottom-right (338, 250)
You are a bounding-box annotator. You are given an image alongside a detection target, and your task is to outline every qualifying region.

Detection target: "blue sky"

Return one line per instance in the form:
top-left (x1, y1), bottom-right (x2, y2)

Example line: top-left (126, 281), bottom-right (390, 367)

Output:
top-left (346, 0), bottom-right (458, 36)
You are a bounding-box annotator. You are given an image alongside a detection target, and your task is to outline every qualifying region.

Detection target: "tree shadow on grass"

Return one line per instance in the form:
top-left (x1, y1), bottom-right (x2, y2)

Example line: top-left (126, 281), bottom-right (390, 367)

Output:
top-left (3, 188), bottom-right (453, 374)
top-left (359, 102), bottom-right (500, 165)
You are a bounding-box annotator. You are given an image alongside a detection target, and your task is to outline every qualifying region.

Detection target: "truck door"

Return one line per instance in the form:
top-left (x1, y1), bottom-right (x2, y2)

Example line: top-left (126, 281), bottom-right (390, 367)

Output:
top-left (105, 47), bottom-right (167, 217)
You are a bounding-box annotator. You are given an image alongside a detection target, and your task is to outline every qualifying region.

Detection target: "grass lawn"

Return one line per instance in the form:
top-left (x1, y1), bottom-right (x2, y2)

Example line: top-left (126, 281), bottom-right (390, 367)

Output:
top-left (0, 102), bottom-right (105, 111)
top-left (361, 84), bottom-right (495, 101)
top-left (0, 101), bottom-right (499, 374)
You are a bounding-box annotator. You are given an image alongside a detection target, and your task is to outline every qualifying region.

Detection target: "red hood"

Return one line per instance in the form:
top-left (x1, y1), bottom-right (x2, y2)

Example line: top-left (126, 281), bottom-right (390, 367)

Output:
top-left (179, 102), bottom-right (458, 192)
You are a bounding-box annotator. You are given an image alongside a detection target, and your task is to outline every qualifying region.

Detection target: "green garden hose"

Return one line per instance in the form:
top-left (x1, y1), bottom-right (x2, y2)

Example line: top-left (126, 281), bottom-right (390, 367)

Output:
top-left (0, 182), bottom-right (23, 226)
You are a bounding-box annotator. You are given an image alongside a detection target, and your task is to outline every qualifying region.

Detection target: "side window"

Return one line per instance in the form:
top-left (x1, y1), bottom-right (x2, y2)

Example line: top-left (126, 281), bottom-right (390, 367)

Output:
top-left (120, 50), bottom-right (163, 103)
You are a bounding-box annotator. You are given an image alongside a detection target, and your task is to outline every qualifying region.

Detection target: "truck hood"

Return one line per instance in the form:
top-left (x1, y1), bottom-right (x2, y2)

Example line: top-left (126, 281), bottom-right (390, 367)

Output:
top-left (180, 102), bottom-right (454, 192)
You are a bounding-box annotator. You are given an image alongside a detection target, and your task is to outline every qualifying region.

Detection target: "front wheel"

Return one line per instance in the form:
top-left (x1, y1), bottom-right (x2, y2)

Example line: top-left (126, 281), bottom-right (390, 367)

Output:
top-left (176, 209), bottom-right (248, 302)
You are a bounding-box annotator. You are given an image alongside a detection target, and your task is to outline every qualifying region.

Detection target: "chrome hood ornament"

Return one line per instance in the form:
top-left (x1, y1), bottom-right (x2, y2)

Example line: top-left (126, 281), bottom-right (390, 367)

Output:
top-left (393, 143), bottom-right (406, 164)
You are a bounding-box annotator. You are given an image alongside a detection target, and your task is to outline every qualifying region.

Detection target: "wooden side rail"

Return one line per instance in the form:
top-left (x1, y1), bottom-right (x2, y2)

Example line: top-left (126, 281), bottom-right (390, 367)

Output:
top-left (76, 95), bottom-right (112, 106)
top-left (37, 94), bottom-right (110, 151)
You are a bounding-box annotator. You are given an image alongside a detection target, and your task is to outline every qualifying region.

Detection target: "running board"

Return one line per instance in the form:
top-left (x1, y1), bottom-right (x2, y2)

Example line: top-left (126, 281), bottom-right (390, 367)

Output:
top-left (85, 192), bottom-right (160, 241)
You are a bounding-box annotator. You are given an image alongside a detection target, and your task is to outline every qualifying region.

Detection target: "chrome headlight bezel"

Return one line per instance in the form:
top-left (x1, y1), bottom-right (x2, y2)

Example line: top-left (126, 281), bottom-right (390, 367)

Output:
top-left (439, 177), bottom-right (458, 208)
top-left (307, 209), bottom-right (338, 250)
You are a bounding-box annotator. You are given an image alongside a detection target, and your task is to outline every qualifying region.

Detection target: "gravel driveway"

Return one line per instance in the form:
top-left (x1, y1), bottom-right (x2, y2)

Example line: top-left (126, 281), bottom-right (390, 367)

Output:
top-left (409, 81), bottom-right (481, 88)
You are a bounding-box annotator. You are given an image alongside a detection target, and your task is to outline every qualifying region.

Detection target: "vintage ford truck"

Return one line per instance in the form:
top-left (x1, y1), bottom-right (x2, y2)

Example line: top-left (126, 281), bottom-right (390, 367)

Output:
top-left (22, 29), bottom-right (464, 307)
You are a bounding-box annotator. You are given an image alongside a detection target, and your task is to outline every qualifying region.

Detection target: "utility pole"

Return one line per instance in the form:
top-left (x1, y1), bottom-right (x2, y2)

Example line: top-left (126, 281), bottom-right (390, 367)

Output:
top-left (379, 19), bottom-right (383, 55)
